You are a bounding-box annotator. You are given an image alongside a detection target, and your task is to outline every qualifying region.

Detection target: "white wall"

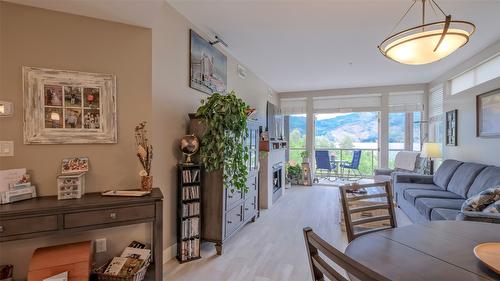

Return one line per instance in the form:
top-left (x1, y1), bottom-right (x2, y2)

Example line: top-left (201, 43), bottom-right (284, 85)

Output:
top-left (430, 39), bottom-right (500, 166)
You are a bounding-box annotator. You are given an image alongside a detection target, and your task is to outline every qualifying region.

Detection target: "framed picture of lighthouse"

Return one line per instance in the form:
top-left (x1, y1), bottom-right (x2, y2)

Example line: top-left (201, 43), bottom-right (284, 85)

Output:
top-left (190, 30), bottom-right (227, 95)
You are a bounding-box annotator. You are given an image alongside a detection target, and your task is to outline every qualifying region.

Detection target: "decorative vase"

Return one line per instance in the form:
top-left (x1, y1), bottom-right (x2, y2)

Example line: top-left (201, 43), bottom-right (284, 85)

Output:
top-left (141, 175), bottom-right (153, 191)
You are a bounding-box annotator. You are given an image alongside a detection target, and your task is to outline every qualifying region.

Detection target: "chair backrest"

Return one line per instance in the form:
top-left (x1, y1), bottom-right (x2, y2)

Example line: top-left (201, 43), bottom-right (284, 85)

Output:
top-left (315, 150), bottom-right (332, 170)
top-left (303, 227), bottom-right (390, 281)
top-left (340, 181), bottom-right (397, 242)
top-left (350, 150), bottom-right (362, 169)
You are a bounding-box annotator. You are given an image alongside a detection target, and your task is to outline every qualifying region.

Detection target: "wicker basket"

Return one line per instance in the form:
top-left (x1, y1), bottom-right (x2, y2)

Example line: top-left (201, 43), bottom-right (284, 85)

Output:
top-left (95, 259), bottom-right (149, 281)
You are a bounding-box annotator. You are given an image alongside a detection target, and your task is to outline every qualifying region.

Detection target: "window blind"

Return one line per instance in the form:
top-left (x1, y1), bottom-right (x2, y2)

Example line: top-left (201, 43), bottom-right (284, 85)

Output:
top-left (451, 53), bottom-right (500, 95)
top-left (388, 91), bottom-right (425, 112)
top-left (429, 85), bottom-right (444, 121)
top-left (313, 94), bottom-right (381, 112)
top-left (280, 98), bottom-right (307, 115)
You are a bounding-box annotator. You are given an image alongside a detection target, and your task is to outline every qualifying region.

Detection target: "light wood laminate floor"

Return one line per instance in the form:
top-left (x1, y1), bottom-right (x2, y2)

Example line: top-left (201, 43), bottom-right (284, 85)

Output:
top-left (164, 185), bottom-right (411, 281)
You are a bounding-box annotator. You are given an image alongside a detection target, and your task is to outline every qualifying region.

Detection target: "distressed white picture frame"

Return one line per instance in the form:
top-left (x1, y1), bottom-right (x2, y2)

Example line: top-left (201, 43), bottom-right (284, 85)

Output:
top-left (23, 66), bottom-right (117, 144)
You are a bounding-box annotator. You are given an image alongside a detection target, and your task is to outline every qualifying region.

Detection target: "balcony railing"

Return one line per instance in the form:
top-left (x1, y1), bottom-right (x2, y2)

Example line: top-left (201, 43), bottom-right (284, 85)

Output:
top-left (314, 148), bottom-right (379, 179)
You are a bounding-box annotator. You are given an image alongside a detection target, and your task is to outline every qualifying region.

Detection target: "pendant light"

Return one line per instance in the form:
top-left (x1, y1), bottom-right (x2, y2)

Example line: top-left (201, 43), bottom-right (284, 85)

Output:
top-left (378, 0), bottom-right (475, 65)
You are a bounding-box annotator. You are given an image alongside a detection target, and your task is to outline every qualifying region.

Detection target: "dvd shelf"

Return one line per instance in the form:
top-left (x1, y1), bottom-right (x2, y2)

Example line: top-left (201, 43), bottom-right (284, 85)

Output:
top-left (177, 163), bottom-right (202, 263)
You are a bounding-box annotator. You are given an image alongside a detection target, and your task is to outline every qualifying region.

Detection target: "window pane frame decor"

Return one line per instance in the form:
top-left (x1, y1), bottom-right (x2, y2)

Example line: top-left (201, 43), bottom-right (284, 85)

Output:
top-left (476, 88), bottom-right (500, 138)
top-left (445, 110), bottom-right (458, 146)
top-left (23, 66), bottom-right (117, 144)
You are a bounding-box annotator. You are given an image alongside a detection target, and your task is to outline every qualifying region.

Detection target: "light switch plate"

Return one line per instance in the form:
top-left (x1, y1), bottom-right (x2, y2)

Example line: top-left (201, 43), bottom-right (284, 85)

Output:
top-left (0, 141), bottom-right (14, 157)
top-left (0, 101), bottom-right (13, 117)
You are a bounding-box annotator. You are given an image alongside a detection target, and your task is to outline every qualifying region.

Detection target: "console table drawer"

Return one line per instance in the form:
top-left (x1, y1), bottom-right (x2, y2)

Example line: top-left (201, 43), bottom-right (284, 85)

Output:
top-left (64, 205), bottom-right (155, 229)
top-left (0, 215), bottom-right (58, 237)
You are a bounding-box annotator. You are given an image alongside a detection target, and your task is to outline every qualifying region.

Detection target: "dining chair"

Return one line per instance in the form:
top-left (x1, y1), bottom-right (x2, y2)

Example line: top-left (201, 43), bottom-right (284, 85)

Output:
top-left (303, 227), bottom-right (390, 281)
top-left (340, 181), bottom-right (397, 242)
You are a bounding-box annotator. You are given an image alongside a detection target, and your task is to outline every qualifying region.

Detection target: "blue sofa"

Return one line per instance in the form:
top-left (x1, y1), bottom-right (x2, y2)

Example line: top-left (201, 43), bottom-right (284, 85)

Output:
top-left (394, 159), bottom-right (500, 223)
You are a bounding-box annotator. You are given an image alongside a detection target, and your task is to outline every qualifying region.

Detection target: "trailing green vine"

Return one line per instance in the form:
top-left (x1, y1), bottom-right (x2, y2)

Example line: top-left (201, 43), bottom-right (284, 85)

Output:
top-left (196, 91), bottom-right (249, 192)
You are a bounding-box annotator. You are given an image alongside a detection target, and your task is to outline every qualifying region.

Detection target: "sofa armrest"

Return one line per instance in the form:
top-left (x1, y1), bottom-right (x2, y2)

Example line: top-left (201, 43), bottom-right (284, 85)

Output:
top-left (374, 168), bottom-right (394, 176)
top-left (394, 173), bottom-right (434, 184)
top-left (456, 212), bottom-right (500, 224)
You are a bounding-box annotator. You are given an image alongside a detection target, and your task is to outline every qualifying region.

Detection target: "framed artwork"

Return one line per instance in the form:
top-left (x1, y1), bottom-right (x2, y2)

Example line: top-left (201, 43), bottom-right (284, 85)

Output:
top-left (190, 30), bottom-right (227, 95)
top-left (477, 88), bottom-right (500, 138)
top-left (445, 110), bottom-right (457, 146)
top-left (61, 157), bottom-right (89, 174)
top-left (23, 67), bottom-right (117, 144)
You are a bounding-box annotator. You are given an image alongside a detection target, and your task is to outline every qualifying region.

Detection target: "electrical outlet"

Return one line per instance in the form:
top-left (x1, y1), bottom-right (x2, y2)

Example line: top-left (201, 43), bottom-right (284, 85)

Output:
top-left (95, 238), bottom-right (107, 253)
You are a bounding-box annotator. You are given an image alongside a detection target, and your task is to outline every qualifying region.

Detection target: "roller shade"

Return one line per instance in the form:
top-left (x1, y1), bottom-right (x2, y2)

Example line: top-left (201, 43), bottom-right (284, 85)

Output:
top-left (280, 98), bottom-right (307, 115)
top-left (388, 91), bottom-right (425, 112)
top-left (313, 94), bottom-right (381, 112)
top-left (429, 85), bottom-right (444, 121)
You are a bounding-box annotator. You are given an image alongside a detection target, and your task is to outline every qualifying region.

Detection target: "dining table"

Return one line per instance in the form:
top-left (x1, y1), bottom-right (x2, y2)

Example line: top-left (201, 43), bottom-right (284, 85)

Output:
top-left (345, 220), bottom-right (500, 281)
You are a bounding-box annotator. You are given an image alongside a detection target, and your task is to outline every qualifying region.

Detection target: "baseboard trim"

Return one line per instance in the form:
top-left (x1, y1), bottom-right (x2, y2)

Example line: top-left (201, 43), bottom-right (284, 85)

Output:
top-left (163, 243), bottom-right (177, 263)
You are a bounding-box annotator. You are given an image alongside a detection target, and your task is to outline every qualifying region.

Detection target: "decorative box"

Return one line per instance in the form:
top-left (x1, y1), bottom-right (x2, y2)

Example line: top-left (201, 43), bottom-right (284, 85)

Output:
top-left (28, 241), bottom-right (92, 281)
top-left (57, 172), bottom-right (86, 200)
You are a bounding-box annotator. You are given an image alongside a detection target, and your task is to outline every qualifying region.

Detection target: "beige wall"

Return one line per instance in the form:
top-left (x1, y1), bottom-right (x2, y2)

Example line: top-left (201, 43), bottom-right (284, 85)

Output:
top-left (0, 2), bottom-right (153, 278)
top-left (0, 0), bottom-right (277, 276)
top-left (429, 39), bottom-right (500, 166)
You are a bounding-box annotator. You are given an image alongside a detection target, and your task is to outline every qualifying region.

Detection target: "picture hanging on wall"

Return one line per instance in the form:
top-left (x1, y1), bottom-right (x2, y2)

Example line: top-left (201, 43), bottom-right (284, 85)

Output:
top-left (446, 109), bottom-right (457, 146)
top-left (23, 66), bottom-right (117, 144)
top-left (477, 88), bottom-right (500, 138)
top-left (189, 30), bottom-right (227, 95)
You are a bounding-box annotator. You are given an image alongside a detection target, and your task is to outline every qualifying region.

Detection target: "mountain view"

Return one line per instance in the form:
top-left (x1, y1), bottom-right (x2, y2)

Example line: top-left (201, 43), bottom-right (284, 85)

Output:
top-left (289, 112), bottom-right (407, 147)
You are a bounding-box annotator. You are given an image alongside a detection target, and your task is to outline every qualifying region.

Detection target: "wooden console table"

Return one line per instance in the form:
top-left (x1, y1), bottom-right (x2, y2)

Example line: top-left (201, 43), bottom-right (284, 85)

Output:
top-left (0, 188), bottom-right (163, 281)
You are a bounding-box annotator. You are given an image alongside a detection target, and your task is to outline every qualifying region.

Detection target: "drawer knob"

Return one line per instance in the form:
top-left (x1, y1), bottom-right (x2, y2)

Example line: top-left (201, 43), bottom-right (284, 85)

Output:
top-left (245, 207), bottom-right (249, 211)
top-left (109, 213), bottom-right (117, 219)
top-left (236, 213), bottom-right (241, 217)
top-left (228, 195), bottom-right (233, 199)
top-left (227, 220), bottom-right (232, 224)
top-left (0, 226), bottom-right (4, 233)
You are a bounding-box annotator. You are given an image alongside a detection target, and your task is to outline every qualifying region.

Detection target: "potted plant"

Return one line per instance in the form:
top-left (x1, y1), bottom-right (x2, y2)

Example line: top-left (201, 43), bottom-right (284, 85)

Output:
top-left (301, 150), bottom-right (310, 163)
top-left (286, 161), bottom-right (302, 185)
top-left (195, 91), bottom-right (250, 192)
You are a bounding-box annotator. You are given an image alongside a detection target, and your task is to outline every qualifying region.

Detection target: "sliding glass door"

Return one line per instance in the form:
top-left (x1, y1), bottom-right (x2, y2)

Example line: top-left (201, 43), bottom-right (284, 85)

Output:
top-left (314, 112), bottom-right (379, 178)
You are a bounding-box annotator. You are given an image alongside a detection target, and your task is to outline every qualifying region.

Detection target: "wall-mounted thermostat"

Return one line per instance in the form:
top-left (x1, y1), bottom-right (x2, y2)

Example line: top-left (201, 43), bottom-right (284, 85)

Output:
top-left (0, 101), bottom-right (14, 117)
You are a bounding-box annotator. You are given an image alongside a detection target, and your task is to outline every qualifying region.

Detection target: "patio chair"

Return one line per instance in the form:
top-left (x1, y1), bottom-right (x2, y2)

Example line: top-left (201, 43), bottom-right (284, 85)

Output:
top-left (314, 150), bottom-right (337, 183)
top-left (341, 150), bottom-right (362, 180)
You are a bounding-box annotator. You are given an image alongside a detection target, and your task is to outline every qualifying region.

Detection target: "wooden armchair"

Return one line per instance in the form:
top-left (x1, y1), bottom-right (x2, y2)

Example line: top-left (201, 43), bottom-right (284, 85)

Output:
top-left (303, 227), bottom-right (390, 281)
top-left (340, 181), bottom-right (397, 242)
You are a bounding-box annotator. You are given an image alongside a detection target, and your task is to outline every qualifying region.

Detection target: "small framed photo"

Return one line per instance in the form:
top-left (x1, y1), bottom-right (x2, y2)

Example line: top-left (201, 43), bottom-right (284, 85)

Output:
top-left (44, 107), bottom-right (63, 129)
top-left (64, 86), bottom-right (83, 107)
top-left (44, 85), bottom-right (63, 106)
top-left (61, 157), bottom-right (89, 174)
top-left (84, 87), bottom-right (100, 108)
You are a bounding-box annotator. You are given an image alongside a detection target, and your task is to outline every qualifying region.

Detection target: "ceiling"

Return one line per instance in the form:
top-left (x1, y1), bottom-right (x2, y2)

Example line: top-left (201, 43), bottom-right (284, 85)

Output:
top-left (167, 0), bottom-right (500, 92)
top-left (6, 0), bottom-right (500, 93)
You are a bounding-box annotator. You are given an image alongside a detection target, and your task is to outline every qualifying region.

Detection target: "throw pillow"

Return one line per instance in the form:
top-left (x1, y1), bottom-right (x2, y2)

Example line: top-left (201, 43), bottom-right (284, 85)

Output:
top-left (461, 187), bottom-right (500, 212)
top-left (483, 200), bottom-right (500, 214)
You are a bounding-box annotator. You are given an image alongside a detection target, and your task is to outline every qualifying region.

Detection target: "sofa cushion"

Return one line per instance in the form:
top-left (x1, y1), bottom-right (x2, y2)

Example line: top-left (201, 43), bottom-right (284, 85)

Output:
top-left (433, 160), bottom-right (463, 189)
top-left (415, 198), bottom-right (465, 220)
top-left (447, 163), bottom-right (487, 198)
top-left (431, 208), bottom-right (460, 221)
top-left (404, 189), bottom-right (462, 204)
top-left (467, 166), bottom-right (500, 198)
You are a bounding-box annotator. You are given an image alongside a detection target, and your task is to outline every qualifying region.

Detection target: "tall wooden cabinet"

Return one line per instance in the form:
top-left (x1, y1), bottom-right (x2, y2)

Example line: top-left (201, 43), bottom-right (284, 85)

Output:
top-left (189, 119), bottom-right (260, 255)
